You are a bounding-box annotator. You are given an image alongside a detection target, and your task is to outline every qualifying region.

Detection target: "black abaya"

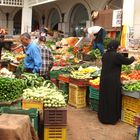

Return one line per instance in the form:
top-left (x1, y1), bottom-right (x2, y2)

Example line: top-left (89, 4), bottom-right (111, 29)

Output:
top-left (98, 51), bottom-right (135, 124)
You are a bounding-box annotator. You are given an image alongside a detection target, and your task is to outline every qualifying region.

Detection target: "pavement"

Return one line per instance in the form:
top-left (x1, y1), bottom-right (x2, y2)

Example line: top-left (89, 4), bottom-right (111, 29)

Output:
top-left (67, 105), bottom-right (136, 140)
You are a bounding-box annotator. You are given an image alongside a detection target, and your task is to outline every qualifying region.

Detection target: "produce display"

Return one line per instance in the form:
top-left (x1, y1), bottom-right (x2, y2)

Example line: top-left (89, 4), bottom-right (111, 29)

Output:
top-left (70, 66), bottom-right (100, 79)
top-left (0, 68), bottom-right (15, 78)
top-left (21, 73), bottom-right (45, 88)
top-left (121, 64), bottom-right (140, 92)
top-left (122, 81), bottom-right (140, 91)
top-left (23, 85), bottom-right (66, 108)
top-left (0, 76), bottom-right (25, 101)
top-left (89, 77), bottom-right (100, 87)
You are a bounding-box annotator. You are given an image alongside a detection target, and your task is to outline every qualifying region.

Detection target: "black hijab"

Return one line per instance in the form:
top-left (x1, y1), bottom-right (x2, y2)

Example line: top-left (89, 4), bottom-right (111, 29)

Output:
top-left (107, 40), bottom-right (120, 52)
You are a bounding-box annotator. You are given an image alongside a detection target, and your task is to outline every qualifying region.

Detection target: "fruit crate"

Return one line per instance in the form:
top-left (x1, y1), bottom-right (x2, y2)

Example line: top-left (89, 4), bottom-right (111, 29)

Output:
top-left (59, 81), bottom-right (69, 94)
top-left (44, 126), bottom-right (66, 140)
top-left (121, 109), bottom-right (137, 127)
top-left (58, 74), bottom-right (70, 83)
top-left (68, 83), bottom-right (87, 108)
top-left (69, 77), bottom-right (90, 87)
top-left (44, 108), bottom-right (67, 126)
top-left (122, 95), bottom-right (140, 112)
top-left (89, 98), bottom-right (99, 112)
top-left (1, 107), bottom-right (38, 134)
top-left (89, 86), bottom-right (99, 100)
top-left (22, 100), bottom-right (43, 110)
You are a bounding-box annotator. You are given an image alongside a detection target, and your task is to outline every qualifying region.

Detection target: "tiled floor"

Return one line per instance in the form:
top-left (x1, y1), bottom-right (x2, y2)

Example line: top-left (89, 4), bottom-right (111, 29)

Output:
top-left (67, 106), bottom-right (136, 140)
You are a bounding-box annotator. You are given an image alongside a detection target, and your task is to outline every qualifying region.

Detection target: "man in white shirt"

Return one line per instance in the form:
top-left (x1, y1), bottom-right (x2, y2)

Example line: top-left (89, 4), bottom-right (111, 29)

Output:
top-left (84, 26), bottom-right (106, 55)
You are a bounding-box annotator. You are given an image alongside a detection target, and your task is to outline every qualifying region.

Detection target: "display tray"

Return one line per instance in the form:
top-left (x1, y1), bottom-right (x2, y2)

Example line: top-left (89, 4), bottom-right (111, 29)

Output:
top-left (122, 90), bottom-right (140, 99)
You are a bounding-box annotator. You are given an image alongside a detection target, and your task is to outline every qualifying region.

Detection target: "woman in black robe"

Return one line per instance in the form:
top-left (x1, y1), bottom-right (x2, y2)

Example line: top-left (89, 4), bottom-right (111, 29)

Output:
top-left (98, 40), bottom-right (135, 124)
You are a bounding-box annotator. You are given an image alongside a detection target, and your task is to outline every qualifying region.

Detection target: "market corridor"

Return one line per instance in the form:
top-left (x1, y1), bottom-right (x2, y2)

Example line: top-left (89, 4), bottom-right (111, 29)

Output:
top-left (67, 106), bottom-right (136, 140)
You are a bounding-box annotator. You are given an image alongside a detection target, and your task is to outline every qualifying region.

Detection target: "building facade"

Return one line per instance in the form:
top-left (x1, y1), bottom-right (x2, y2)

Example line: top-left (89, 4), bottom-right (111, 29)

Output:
top-left (1, 0), bottom-right (139, 39)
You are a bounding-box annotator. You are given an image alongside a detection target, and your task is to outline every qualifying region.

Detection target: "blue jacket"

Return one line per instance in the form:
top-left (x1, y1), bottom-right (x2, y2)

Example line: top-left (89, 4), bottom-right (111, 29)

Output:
top-left (24, 42), bottom-right (42, 73)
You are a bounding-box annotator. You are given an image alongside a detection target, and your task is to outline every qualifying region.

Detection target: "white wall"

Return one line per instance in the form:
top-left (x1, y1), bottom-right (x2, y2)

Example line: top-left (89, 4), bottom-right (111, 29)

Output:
top-left (133, 0), bottom-right (140, 38)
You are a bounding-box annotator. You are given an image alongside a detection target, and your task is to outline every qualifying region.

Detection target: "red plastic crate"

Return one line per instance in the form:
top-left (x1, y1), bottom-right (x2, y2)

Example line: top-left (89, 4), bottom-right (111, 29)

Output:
top-left (58, 74), bottom-right (70, 83)
top-left (44, 108), bottom-right (67, 126)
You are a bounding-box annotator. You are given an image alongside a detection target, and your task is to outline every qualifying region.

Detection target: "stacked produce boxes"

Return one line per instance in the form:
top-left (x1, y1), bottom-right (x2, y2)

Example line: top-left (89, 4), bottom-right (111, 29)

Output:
top-left (89, 86), bottom-right (99, 112)
top-left (121, 95), bottom-right (140, 126)
top-left (44, 108), bottom-right (67, 140)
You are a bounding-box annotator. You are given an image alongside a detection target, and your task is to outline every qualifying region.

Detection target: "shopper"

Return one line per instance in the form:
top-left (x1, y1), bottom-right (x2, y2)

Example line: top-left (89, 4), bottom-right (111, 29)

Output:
top-left (38, 36), bottom-right (54, 79)
top-left (98, 40), bottom-right (135, 125)
top-left (20, 32), bottom-right (42, 73)
top-left (84, 26), bottom-right (106, 55)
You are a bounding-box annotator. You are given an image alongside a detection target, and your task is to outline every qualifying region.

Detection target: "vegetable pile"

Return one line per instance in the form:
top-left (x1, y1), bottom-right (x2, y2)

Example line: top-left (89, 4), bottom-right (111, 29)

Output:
top-left (23, 85), bottom-right (66, 108)
top-left (0, 76), bottom-right (25, 101)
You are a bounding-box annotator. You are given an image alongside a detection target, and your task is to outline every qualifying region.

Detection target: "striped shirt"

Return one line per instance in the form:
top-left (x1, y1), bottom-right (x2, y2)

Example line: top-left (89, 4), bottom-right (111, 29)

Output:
top-left (39, 44), bottom-right (54, 75)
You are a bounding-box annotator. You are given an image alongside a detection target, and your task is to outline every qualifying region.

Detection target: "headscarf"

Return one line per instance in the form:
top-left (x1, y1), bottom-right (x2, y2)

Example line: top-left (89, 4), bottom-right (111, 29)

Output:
top-left (107, 40), bottom-right (120, 51)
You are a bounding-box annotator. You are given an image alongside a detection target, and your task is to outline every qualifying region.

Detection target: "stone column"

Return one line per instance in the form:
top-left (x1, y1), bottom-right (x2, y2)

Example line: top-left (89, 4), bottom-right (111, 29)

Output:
top-left (21, 0), bottom-right (32, 33)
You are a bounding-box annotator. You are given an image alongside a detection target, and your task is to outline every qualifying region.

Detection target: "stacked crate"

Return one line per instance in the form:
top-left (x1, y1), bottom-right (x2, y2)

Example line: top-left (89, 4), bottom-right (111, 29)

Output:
top-left (43, 108), bottom-right (67, 140)
top-left (89, 86), bottom-right (99, 112)
top-left (121, 95), bottom-right (140, 126)
top-left (68, 83), bottom-right (87, 108)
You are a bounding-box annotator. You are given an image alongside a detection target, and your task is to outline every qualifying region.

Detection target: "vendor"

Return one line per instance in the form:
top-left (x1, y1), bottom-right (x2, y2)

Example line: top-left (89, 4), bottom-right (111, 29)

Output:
top-left (20, 32), bottom-right (42, 73)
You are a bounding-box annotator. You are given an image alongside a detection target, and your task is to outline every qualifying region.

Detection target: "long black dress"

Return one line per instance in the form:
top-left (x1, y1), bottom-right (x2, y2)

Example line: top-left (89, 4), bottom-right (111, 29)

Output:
top-left (98, 51), bottom-right (135, 124)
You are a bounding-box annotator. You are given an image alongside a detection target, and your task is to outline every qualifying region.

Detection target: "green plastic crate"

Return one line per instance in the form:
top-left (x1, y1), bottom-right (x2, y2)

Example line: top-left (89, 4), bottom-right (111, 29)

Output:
top-left (0, 99), bottom-right (22, 113)
top-left (50, 70), bottom-right (64, 79)
top-left (59, 81), bottom-right (69, 94)
top-left (89, 86), bottom-right (99, 100)
top-left (89, 98), bottom-right (99, 112)
top-left (1, 107), bottom-right (38, 134)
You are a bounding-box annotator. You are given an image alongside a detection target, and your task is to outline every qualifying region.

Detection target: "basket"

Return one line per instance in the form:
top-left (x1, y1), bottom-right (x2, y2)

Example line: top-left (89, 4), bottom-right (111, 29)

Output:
top-left (68, 83), bottom-right (87, 108)
top-left (58, 74), bottom-right (70, 83)
top-left (89, 98), bottom-right (99, 112)
top-left (22, 100), bottom-right (43, 110)
top-left (89, 86), bottom-right (99, 100)
top-left (44, 126), bottom-right (66, 140)
top-left (1, 107), bottom-right (38, 134)
top-left (122, 95), bottom-right (140, 112)
top-left (69, 77), bottom-right (90, 87)
top-left (44, 108), bottom-right (67, 126)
